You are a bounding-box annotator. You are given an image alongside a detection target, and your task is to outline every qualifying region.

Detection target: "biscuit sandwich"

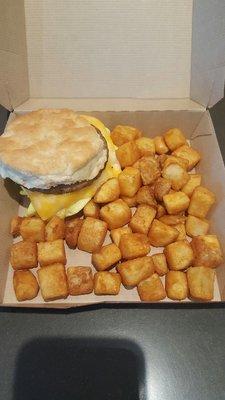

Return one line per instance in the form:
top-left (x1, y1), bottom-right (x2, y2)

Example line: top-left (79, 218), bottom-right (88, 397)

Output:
top-left (0, 109), bottom-right (120, 220)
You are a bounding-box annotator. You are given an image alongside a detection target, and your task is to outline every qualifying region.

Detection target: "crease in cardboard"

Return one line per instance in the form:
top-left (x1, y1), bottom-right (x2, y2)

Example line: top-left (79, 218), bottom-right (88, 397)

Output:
top-left (1, 84), bottom-right (13, 112)
top-left (207, 66), bottom-right (225, 109)
top-left (190, 111), bottom-right (212, 140)
top-left (0, 48), bottom-right (21, 57)
top-left (190, 64), bottom-right (225, 109)
top-left (206, 68), bottom-right (217, 110)
top-left (0, 83), bottom-right (12, 112)
top-left (190, 111), bottom-right (221, 141)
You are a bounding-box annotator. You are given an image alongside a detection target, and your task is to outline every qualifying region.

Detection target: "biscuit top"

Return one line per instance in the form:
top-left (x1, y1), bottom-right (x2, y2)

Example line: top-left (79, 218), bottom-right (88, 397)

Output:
top-left (0, 109), bottom-right (108, 189)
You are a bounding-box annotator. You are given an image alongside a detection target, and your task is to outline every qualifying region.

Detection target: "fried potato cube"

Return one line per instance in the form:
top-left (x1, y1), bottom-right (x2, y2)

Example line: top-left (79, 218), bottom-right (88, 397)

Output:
top-left (156, 204), bottom-right (166, 219)
top-left (65, 218), bottom-right (83, 249)
top-left (94, 271), bottom-right (121, 295)
top-left (164, 240), bottom-right (194, 270)
top-left (119, 233), bottom-right (151, 260)
top-left (137, 273), bottom-right (166, 301)
top-left (164, 128), bottom-right (186, 151)
top-left (10, 216), bottom-right (23, 237)
top-left (182, 174), bottom-right (202, 197)
top-left (77, 217), bottom-right (107, 253)
top-left (100, 199), bottom-right (131, 229)
top-left (110, 226), bottom-right (132, 247)
top-left (67, 266), bottom-right (93, 295)
top-left (135, 137), bottom-right (155, 156)
top-left (45, 216), bottom-right (65, 241)
top-left (172, 144), bottom-right (201, 171)
top-left (188, 186), bottom-right (216, 218)
top-left (92, 243), bottom-right (121, 271)
top-left (136, 186), bottom-right (157, 207)
top-left (163, 155), bottom-right (189, 171)
top-left (148, 219), bottom-right (179, 247)
top-left (154, 177), bottom-right (171, 202)
top-left (154, 136), bottom-right (169, 155)
top-left (151, 253), bottom-right (168, 276)
top-left (162, 163), bottom-right (190, 191)
top-left (13, 270), bottom-right (39, 301)
top-left (117, 256), bottom-right (154, 287)
top-left (163, 191), bottom-right (190, 214)
top-left (20, 217), bottom-right (45, 242)
top-left (129, 205), bottom-right (156, 235)
top-left (187, 267), bottom-right (215, 301)
top-left (37, 239), bottom-right (66, 267)
top-left (121, 195), bottom-right (137, 208)
top-left (132, 159), bottom-right (140, 169)
top-left (38, 263), bottom-right (68, 301)
top-left (139, 156), bottom-right (161, 185)
top-left (191, 235), bottom-right (223, 268)
top-left (159, 215), bottom-right (186, 226)
top-left (186, 215), bottom-right (209, 237)
top-left (174, 223), bottom-right (186, 240)
top-left (116, 141), bottom-right (141, 168)
top-left (83, 200), bottom-right (100, 219)
top-left (10, 241), bottom-right (37, 270)
top-left (158, 154), bottom-right (168, 169)
top-left (165, 271), bottom-right (188, 300)
top-left (168, 189), bottom-right (176, 194)
top-left (111, 125), bottom-right (142, 147)
top-left (94, 178), bottom-right (120, 203)
top-left (118, 167), bottom-right (141, 197)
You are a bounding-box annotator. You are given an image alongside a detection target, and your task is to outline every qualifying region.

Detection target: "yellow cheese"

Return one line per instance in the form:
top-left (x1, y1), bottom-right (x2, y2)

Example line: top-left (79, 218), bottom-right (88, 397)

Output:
top-left (25, 116), bottom-right (120, 220)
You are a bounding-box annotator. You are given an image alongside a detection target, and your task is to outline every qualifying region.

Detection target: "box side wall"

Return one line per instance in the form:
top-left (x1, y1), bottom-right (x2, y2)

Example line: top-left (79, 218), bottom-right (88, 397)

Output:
top-left (0, 179), bottom-right (18, 303)
top-left (14, 98), bottom-right (205, 113)
top-left (14, 107), bottom-right (204, 139)
top-left (79, 110), bottom-right (203, 139)
top-left (0, 113), bottom-right (24, 303)
top-left (191, 111), bottom-right (225, 298)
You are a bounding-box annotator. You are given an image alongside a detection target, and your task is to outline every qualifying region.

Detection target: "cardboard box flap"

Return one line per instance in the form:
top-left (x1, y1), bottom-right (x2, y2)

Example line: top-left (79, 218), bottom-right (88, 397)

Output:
top-left (190, 0), bottom-right (225, 108)
top-left (0, 0), bottom-right (225, 110)
top-left (23, 0), bottom-right (193, 101)
top-left (0, 0), bottom-right (29, 111)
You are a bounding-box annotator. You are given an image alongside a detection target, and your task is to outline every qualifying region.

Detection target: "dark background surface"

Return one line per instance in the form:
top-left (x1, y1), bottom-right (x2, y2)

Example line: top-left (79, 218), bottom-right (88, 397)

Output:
top-left (0, 100), bottom-right (224, 400)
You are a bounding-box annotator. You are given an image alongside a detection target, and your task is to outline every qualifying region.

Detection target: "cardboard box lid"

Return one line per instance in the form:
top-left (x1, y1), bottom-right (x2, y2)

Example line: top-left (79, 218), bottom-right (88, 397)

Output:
top-left (1, 0), bottom-right (225, 111)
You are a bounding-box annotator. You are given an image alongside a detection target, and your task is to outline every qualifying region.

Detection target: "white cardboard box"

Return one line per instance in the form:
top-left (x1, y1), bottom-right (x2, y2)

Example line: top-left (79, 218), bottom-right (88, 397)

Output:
top-left (0, 0), bottom-right (225, 307)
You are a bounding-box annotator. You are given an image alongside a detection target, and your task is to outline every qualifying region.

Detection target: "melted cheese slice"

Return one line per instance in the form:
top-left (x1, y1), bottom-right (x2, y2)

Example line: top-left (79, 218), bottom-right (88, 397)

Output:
top-left (25, 116), bottom-right (120, 220)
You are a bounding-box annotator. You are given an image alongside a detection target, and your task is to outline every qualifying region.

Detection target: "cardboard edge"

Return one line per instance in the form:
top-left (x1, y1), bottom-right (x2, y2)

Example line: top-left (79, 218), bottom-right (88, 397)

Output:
top-left (2, 298), bottom-right (223, 310)
top-left (14, 98), bottom-right (205, 113)
top-left (190, 111), bottom-right (225, 300)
